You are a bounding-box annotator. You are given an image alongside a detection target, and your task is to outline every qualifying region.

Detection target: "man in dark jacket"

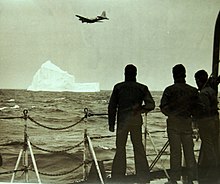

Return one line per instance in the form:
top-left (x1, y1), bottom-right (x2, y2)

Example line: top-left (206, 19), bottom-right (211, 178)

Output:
top-left (194, 70), bottom-right (219, 184)
top-left (160, 64), bottom-right (198, 184)
top-left (108, 64), bottom-right (155, 183)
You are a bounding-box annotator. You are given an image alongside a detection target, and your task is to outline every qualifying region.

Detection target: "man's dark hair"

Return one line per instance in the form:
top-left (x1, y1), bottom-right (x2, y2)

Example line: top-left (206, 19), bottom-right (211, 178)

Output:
top-left (194, 70), bottom-right (208, 84)
top-left (172, 64), bottom-right (186, 79)
top-left (125, 64), bottom-right (137, 81)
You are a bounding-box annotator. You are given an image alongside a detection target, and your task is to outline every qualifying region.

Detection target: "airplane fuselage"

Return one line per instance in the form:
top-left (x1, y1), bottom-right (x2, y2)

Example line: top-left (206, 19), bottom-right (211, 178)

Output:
top-left (75, 12), bottom-right (109, 24)
top-left (82, 18), bottom-right (101, 23)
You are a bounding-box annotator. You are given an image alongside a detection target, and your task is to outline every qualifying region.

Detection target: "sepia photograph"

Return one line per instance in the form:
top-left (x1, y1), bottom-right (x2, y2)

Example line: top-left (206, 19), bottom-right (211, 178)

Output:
top-left (0, 1), bottom-right (220, 184)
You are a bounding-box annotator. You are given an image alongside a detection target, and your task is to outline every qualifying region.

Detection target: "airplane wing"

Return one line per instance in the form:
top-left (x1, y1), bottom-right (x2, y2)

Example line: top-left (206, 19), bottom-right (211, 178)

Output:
top-left (75, 15), bottom-right (91, 23)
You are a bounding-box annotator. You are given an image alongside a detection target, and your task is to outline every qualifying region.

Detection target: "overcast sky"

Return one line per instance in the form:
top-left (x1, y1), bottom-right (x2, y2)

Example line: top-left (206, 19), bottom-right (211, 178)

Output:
top-left (0, 0), bottom-right (219, 91)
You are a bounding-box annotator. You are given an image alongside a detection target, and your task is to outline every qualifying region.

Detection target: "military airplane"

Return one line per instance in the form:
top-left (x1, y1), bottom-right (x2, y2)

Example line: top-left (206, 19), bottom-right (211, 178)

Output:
top-left (75, 11), bottom-right (109, 23)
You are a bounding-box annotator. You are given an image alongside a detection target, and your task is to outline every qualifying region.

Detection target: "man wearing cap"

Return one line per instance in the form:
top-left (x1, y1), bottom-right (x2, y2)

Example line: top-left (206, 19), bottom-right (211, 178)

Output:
top-left (160, 64), bottom-right (198, 184)
top-left (108, 64), bottom-right (155, 183)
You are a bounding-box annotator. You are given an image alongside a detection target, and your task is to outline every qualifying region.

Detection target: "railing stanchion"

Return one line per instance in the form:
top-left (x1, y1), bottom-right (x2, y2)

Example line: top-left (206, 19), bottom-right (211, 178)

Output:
top-left (83, 108), bottom-right (89, 181)
top-left (87, 135), bottom-right (105, 184)
top-left (11, 110), bottom-right (41, 183)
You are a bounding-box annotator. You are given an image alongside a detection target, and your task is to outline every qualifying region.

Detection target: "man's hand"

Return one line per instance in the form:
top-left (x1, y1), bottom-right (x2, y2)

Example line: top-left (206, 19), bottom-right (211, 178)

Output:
top-left (192, 128), bottom-right (200, 141)
top-left (109, 126), bottom-right (114, 132)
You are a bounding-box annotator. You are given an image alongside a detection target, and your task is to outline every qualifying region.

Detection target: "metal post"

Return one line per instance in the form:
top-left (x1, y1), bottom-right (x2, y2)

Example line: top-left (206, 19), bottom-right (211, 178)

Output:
top-left (27, 139), bottom-right (41, 183)
top-left (144, 114), bottom-right (169, 178)
top-left (11, 150), bottom-right (23, 183)
top-left (83, 108), bottom-right (105, 183)
top-left (83, 108), bottom-right (89, 181)
top-left (11, 110), bottom-right (41, 183)
top-left (147, 130), bottom-right (170, 179)
top-left (87, 135), bottom-right (105, 184)
top-left (83, 129), bottom-right (89, 180)
top-left (23, 120), bottom-right (29, 182)
top-left (149, 140), bottom-right (169, 170)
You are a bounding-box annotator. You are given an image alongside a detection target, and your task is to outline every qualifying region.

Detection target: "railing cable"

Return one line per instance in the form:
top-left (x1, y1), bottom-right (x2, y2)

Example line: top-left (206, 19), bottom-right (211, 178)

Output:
top-left (28, 116), bottom-right (85, 130)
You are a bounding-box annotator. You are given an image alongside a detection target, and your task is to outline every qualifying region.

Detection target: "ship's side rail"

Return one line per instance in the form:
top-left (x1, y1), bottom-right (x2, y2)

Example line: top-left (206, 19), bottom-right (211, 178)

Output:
top-left (0, 109), bottom-right (200, 183)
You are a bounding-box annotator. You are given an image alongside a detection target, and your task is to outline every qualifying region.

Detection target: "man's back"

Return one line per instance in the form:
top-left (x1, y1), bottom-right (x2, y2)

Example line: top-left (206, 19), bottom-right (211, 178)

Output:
top-left (199, 86), bottom-right (218, 118)
top-left (108, 81), bottom-right (155, 126)
top-left (160, 83), bottom-right (198, 118)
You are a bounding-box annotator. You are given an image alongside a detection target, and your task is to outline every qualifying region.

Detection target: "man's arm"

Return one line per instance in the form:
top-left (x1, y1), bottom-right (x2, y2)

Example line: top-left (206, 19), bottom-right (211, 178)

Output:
top-left (108, 87), bottom-right (118, 132)
top-left (142, 86), bottom-right (155, 113)
top-left (160, 88), bottom-right (171, 116)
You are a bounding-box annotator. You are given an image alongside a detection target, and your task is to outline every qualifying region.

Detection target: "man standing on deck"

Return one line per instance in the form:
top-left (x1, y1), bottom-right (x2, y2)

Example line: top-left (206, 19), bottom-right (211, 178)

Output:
top-left (108, 64), bottom-right (155, 184)
top-left (160, 64), bottom-right (198, 184)
top-left (194, 70), bottom-right (219, 184)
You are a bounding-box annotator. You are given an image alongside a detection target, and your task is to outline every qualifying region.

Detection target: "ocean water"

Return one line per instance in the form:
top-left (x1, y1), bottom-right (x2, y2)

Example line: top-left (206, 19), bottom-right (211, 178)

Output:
top-left (0, 89), bottom-right (200, 184)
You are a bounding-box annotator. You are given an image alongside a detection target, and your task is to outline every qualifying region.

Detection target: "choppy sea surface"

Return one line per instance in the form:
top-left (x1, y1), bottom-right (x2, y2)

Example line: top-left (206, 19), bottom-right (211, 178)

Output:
top-left (0, 89), bottom-right (202, 184)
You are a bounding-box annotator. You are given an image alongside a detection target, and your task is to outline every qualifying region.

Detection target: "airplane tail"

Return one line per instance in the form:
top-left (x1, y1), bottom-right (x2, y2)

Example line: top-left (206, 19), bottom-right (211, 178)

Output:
top-left (100, 11), bottom-right (108, 19)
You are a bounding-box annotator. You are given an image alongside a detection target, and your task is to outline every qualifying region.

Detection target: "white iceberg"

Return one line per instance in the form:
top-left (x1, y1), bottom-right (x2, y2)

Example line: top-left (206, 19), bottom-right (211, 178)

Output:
top-left (27, 60), bottom-right (100, 92)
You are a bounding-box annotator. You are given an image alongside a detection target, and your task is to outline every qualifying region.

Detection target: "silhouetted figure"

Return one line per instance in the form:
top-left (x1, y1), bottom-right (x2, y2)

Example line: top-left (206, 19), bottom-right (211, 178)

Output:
top-left (160, 64), bottom-right (198, 184)
top-left (0, 153), bottom-right (2, 166)
top-left (108, 64), bottom-right (155, 184)
top-left (194, 70), bottom-right (219, 184)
